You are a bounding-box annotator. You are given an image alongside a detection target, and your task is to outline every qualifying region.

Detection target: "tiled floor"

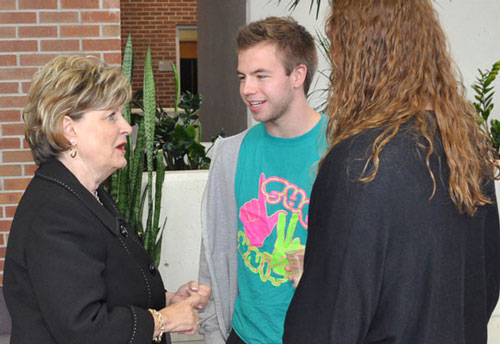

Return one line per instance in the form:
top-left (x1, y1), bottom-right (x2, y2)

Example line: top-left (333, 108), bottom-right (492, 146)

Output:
top-left (171, 333), bottom-right (204, 344)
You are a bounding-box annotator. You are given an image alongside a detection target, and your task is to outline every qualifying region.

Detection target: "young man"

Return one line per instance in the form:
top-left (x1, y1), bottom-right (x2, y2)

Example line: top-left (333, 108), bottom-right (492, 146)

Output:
top-left (198, 17), bottom-right (327, 344)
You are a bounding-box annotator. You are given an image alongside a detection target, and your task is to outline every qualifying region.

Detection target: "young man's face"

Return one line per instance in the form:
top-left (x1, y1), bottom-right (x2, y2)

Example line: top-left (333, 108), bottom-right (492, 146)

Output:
top-left (237, 42), bottom-right (295, 124)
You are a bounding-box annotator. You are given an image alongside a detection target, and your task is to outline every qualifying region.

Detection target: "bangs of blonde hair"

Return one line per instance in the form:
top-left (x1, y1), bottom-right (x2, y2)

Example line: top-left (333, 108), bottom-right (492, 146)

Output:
top-left (23, 55), bottom-right (131, 164)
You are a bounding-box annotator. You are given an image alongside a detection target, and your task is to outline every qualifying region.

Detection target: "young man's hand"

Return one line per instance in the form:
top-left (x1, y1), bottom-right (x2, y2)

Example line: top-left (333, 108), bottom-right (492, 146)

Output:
top-left (168, 281), bottom-right (212, 309)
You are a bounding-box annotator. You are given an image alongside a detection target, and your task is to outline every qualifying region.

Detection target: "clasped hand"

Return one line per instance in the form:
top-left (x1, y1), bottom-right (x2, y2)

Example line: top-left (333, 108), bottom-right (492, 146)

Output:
top-left (157, 281), bottom-right (211, 335)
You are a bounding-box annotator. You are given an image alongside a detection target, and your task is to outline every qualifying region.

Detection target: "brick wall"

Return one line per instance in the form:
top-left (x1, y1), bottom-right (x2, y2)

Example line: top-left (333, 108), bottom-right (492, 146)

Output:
top-left (0, 0), bottom-right (122, 285)
top-left (120, 0), bottom-right (197, 107)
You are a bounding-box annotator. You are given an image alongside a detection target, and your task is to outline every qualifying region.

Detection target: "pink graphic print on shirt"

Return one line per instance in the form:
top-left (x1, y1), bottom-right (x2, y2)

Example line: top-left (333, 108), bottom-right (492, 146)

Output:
top-left (238, 173), bottom-right (309, 286)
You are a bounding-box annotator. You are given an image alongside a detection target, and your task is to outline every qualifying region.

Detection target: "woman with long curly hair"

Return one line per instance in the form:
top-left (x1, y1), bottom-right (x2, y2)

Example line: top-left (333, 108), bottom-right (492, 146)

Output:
top-left (283, 1), bottom-right (500, 343)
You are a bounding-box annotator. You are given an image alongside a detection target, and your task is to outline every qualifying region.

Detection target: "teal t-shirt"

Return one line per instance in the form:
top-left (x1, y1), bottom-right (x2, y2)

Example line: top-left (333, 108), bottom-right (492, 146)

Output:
top-left (232, 114), bottom-right (327, 344)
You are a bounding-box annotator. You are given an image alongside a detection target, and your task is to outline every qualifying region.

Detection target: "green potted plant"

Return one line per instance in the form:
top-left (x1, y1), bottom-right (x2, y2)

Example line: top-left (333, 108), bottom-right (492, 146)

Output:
top-left (131, 63), bottom-right (220, 171)
top-left (110, 34), bottom-right (166, 266)
top-left (110, 35), bottom-right (221, 309)
top-left (472, 60), bottom-right (500, 154)
top-left (154, 86), bottom-right (210, 170)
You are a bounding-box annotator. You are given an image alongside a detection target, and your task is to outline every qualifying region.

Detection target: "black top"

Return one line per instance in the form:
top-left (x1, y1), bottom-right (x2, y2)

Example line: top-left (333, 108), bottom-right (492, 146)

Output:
top-left (4, 159), bottom-right (169, 343)
top-left (283, 123), bottom-right (500, 343)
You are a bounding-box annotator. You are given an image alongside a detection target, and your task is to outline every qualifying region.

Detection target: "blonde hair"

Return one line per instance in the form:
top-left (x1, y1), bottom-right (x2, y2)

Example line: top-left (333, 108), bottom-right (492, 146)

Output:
top-left (325, 0), bottom-right (498, 215)
top-left (23, 55), bottom-right (131, 164)
top-left (236, 16), bottom-right (318, 94)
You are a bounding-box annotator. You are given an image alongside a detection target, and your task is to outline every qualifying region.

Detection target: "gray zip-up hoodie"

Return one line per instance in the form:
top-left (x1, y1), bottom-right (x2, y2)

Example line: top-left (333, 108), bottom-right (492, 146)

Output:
top-left (198, 131), bottom-right (248, 344)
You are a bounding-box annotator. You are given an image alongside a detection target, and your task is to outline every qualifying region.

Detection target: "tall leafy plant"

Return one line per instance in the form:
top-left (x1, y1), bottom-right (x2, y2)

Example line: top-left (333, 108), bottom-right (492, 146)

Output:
top-left (154, 63), bottom-right (210, 170)
top-left (472, 61), bottom-right (500, 153)
top-left (110, 34), bottom-right (166, 266)
top-left (131, 64), bottom-right (215, 170)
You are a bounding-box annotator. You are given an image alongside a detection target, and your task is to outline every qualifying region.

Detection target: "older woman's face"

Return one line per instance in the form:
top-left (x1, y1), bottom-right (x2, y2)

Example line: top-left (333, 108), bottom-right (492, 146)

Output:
top-left (72, 108), bottom-right (132, 180)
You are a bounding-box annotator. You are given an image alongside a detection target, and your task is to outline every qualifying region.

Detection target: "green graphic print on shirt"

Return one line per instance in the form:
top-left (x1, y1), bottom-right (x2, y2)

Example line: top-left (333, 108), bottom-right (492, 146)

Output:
top-left (238, 172), bottom-right (308, 286)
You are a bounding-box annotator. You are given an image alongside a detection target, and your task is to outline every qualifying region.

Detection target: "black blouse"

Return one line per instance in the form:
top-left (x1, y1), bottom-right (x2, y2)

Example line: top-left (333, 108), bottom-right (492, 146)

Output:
top-left (284, 124), bottom-right (500, 343)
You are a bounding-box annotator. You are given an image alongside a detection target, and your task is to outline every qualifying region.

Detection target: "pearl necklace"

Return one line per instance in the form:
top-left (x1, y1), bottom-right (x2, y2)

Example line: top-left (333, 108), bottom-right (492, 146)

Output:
top-left (93, 190), bottom-right (103, 206)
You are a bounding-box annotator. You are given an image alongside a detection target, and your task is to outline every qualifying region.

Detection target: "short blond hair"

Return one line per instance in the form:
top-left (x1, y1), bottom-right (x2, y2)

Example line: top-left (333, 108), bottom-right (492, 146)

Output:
top-left (23, 55), bottom-right (131, 165)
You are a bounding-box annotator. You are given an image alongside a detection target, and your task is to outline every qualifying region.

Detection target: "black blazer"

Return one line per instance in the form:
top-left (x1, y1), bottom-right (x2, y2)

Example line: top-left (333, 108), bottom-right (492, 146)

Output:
top-left (4, 159), bottom-right (169, 344)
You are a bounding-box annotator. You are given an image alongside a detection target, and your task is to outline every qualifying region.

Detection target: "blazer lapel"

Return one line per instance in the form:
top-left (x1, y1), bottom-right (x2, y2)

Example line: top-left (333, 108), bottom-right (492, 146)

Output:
top-left (35, 159), bottom-right (119, 236)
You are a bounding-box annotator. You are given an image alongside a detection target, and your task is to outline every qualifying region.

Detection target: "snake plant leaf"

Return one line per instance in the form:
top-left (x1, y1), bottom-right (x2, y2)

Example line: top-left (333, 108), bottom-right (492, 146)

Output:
top-left (144, 46), bottom-right (156, 174)
top-left (130, 118), bottom-right (145, 222)
top-left (143, 46), bottom-right (156, 245)
top-left (151, 150), bottom-right (166, 266)
top-left (110, 34), bottom-right (134, 207)
top-left (171, 62), bottom-right (180, 115)
top-left (121, 37), bottom-right (133, 203)
top-left (122, 34), bottom-right (133, 123)
top-left (122, 34), bottom-right (133, 82)
top-left (138, 186), bottom-right (148, 244)
top-left (110, 170), bottom-right (119, 202)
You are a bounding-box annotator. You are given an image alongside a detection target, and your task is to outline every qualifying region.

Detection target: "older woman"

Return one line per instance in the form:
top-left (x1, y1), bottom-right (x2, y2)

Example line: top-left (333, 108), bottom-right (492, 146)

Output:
top-left (3, 55), bottom-right (210, 344)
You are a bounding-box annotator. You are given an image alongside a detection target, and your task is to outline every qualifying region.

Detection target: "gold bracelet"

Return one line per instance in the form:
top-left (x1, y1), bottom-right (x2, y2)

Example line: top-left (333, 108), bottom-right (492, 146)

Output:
top-left (149, 309), bottom-right (166, 343)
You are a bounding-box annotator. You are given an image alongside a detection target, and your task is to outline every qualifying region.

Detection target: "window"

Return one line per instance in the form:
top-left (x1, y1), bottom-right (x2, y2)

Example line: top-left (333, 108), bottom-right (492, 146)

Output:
top-left (177, 27), bottom-right (198, 94)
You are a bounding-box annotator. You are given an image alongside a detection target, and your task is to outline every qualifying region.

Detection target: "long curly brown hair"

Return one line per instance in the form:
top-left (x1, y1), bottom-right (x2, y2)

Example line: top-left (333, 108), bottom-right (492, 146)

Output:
top-left (325, 0), bottom-right (499, 215)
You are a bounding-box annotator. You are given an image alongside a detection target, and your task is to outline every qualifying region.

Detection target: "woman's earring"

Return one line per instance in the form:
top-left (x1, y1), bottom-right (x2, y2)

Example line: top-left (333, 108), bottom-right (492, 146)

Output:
top-left (70, 139), bottom-right (77, 158)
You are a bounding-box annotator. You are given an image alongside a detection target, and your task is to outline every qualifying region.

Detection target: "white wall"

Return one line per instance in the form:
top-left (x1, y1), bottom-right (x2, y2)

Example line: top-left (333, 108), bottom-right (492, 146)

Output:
top-left (436, 0), bottom-right (500, 120)
top-left (246, 0), bottom-right (500, 341)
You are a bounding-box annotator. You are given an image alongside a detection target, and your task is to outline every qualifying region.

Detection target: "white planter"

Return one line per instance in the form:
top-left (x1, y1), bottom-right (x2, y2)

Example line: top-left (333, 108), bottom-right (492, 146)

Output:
top-left (157, 170), bottom-right (208, 343)
top-left (155, 170), bottom-right (209, 290)
top-left (141, 170), bottom-right (208, 342)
